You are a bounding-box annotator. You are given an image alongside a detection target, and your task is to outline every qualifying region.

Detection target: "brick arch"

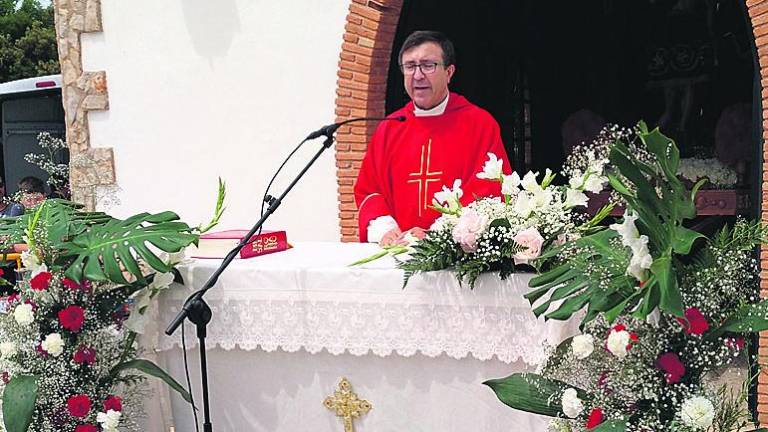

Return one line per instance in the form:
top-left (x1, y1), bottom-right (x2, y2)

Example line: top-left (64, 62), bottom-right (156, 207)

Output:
top-left (334, 0), bottom-right (768, 421)
top-left (334, 0), bottom-right (404, 242)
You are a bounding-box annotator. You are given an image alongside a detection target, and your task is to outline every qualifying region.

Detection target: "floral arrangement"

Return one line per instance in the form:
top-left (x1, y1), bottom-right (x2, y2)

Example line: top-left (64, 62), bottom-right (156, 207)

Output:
top-left (0, 181), bottom-right (225, 432)
top-left (355, 152), bottom-right (612, 287)
top-left (485, 123), bottom-right (768, 432)
top-left (677, 157), bottom-right (738, 189)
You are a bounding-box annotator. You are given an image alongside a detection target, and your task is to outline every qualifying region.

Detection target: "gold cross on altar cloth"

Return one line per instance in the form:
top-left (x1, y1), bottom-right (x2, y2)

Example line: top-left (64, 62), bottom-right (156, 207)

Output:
top-left (407, 139), bottom-right (443, 217)
top-left (323, 377), bottom-right (372, 432)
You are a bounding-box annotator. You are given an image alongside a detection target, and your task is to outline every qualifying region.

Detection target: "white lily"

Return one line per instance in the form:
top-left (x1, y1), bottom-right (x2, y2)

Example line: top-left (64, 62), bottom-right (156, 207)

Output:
top-left (564, 188), bottom-right (589, 208)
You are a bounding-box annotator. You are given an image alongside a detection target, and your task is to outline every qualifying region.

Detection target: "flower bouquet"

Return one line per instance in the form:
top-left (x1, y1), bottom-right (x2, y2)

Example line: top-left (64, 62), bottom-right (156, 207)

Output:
top-left (485, 123), bottom-right (768, 431)
top-left (354, 151), bottom-right (611, 287)
top-left (0, 182), bottom-right (224, 432)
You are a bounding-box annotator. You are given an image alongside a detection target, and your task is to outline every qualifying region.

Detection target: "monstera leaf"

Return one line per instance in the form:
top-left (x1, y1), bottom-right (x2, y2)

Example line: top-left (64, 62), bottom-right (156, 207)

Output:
top-left (529, 123), bottom-right (704, 325)
top-left (0, 199), bottom-right (110, 247)
top-left (62, 211), bottom-right (198, 284)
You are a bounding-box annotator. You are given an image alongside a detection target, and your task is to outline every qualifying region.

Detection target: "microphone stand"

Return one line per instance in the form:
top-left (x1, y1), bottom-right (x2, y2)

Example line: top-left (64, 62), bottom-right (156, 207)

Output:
top-left (164, 132), bottom-right (337, 432)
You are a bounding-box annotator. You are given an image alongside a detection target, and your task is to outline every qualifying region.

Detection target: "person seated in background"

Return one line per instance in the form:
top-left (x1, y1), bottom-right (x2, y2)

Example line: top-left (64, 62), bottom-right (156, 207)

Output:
top-left (17, 176), bottom-right (46, 209)
top-left (0, 177), bottom-right (23, 218)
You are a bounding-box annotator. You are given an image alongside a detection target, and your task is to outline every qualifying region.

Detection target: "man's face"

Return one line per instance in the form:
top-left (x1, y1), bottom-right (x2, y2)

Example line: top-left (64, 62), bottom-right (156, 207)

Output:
top-left (401, 42), bottom-right (455, 110)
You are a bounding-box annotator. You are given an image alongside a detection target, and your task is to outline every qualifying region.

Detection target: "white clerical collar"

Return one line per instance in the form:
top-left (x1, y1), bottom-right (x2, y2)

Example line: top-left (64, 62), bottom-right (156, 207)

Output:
top-left (413, 94), bottom-right (449, 117)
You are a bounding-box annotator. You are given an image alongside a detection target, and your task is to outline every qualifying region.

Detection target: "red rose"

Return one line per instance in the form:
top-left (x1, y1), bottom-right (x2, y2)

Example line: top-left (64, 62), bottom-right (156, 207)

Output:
top-left (656, 352), bottom-right (685, 384)
top-left (58, 305), bottom-right (85, 332)
top-left (73, 345), bottom-right (97, 366)
top-left (29, 271), bottom-right (52, 291)
top-left (676, 307), bottom-right (709, 335)
top-left (75, 425), bottom-right (97, 432)
top-left (586, 407), bottom-right (604, 429)
top-left (103, 395), bottom-right (123, 412)
top-left (67, 394), bottom-right (91, 418)
top-left (62, 278), bottom-right (81, 290)
top-left (1, 371), bottom-right (9, 384)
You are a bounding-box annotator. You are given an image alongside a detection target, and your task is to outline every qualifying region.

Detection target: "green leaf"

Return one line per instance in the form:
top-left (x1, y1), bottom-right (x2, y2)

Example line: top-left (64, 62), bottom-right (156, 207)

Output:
top-left (111, 359), bottom-right (194, 406)
top-left (591, 420), bottom-right (627, 432)
top-left (2, 375), bottom-right (38, 432)
top-left (708, 299), bottom-right (768, 339)
top-left (651, 257), bottom-right (683, 318)
top-left (671, 226), bottom-right (705, 255)
top-left (62, 211), bottom-right (198, 284)
top-left (483, 373), bottom-right (586, 417)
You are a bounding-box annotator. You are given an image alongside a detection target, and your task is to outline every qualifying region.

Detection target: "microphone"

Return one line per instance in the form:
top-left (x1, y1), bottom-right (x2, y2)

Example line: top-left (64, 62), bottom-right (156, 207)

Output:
top-left (305, 115), bottom-right (406, 140)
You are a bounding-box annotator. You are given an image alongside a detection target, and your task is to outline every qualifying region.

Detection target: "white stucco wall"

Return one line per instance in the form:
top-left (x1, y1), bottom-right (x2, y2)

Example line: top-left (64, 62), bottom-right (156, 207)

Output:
top-left (81, 0), bottom-right (349, 241)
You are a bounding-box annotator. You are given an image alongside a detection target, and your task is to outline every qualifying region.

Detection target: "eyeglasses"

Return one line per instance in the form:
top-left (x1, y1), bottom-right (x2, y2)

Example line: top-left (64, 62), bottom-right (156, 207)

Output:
top-left (399, 62), bottom-right (444, 75)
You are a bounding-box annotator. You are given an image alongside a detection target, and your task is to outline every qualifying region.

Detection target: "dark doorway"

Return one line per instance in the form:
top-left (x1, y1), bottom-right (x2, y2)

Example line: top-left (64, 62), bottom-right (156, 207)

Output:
top-left (386, 0), bottom-right (755, 182)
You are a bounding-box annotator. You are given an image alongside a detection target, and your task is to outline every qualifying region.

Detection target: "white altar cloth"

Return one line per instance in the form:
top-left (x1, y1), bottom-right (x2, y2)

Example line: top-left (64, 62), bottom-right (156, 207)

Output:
top-left (145, 242), bottom-right (579, 432)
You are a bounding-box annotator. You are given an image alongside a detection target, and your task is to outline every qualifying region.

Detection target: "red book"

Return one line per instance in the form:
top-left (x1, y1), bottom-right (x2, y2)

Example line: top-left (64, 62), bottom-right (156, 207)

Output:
top-left (189, 229), bottom-right (288, 259)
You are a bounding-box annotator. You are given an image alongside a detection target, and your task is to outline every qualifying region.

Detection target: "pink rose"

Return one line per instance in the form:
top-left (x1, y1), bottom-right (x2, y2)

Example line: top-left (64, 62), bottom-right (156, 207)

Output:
top-left (452, 210), bottom-right (488, 253)
top-left (512, 227), bottom-right (545, 264)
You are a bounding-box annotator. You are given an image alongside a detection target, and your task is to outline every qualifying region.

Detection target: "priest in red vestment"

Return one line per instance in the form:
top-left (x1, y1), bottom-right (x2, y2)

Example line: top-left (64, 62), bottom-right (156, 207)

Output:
top-left (354, 31), bottom-right (512, 244)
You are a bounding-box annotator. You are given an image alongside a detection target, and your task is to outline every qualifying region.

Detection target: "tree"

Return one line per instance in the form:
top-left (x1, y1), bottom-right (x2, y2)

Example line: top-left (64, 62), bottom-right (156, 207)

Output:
top-left (0, 0), bottom-right (58, 83)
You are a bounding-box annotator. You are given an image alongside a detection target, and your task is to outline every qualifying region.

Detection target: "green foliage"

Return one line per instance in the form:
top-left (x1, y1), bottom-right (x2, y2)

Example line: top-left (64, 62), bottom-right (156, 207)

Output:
top-left (110, 359), bottom-right (194, 406)
top-left (483, 373), bottom-right (588, 418)
top-left (63, 210), bottom-right (198, 283)
top-left (0, 1), bottom-right (58, 82)
top-left (529, 123), bottom-right (705, 326)
top-left (2, 375), bottom-right (37, 432)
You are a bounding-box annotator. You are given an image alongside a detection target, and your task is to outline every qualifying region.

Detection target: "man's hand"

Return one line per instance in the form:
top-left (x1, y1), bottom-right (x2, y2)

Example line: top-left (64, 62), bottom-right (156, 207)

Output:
top-left (405, 227), bottom-right (427, 240)
top-left (379, 227), bottom-right (404, 247)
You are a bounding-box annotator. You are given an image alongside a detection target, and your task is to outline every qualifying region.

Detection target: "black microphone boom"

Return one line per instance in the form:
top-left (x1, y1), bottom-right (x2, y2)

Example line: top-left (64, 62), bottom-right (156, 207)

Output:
top-left (305, 115), bottom-right (405, 140)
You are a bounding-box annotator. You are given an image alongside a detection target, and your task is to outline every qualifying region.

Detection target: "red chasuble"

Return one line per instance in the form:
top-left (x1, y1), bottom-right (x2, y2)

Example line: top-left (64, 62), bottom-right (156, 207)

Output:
top-left (354, 93), bottom-right (512, 242)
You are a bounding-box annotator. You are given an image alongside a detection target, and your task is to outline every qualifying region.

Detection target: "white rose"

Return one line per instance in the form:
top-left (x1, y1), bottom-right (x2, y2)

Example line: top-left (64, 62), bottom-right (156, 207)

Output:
top-left (571, 334), bottom-right (594, 359)
top-left (97, 409), bottom-right (122, 432)
top-left (606, 329), bottom-right (631, 359)
top-left (0, 341), bottom-right (17, 359)
top-left (561, 388), bottom-right (584, 419)
top-left (680, 396), bottom-right (715, 429)
top-left (13, 303), bottom-right (34, 325)
top-left (41, 333), bottom-right (64, 357)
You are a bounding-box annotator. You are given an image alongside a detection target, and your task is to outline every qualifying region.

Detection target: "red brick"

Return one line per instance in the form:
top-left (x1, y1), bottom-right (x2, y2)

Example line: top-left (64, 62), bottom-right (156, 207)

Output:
top-left (340, 59), bottom-right (371, 74)
top-left (337, 152), bottom-right (365, 161)
top-left (338, 69), bottom-right (353, 79)
top-left (342, 43), bottom-right (375, 58)
top-left (346, 22), bottom-right (378, 40)
top-left (349, 3), bottom-right (383, 21)
top-left (340, 52), bottom-right (356, 62)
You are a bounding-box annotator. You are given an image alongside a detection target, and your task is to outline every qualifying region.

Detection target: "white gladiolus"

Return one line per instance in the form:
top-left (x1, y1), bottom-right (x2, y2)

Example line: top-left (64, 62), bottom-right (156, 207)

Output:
top-left (13, 303), bottom-right (34, 325)
top-left (501, 173), bottom-right (521, 196)
top-left (521, 171), bottom-right (542, 194)
top-left (561, 388), bottom-right (584, 418)
top-left (476, 153), bottom-right (504, 180)
top-left (606, 329), bottom-right (631, 359)
top-left (571, 334), bottom-right (595, 359)
top-left (0, 341), bottom-right (16, 359)
top-left (433, 179), bottom-right (464, 212)
top-left (610, 210), bottom-right (653, 282)
top-left (41, 333), bottom-right (64, 357)
top-left (583, 174), bottom-right (607, 193)
top-left (680, 396), bottom-right (715, 429)
top-left (564, 188), bottom-right (589, 208)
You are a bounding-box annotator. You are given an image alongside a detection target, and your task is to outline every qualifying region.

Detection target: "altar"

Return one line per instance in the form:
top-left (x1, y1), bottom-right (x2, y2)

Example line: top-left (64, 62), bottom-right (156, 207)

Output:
top-left (143, 242), bottom-right (580, 432)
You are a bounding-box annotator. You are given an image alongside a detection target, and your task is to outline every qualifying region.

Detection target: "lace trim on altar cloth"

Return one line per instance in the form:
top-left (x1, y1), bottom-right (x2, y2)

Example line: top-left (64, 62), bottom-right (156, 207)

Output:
top-left (151, 299), bottom-right (579, 365)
